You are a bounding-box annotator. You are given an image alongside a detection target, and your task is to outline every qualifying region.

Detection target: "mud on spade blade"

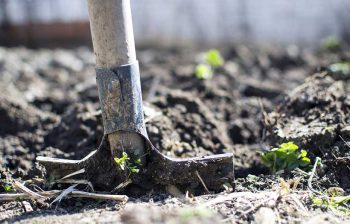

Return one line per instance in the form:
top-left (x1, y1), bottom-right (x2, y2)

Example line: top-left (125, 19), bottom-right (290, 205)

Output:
top-left (37, 62), bottom-right (235, 192)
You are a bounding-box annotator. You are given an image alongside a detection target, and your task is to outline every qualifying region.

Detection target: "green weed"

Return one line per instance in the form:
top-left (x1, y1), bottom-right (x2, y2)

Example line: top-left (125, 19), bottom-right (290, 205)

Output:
top-left (261, 141), bottom-right (311, 174)
top-left (312, 194), bottom-right (350, 215)
top-left (3, 184), bottom-right (12, 192)
top-left (114, 152), bottom-right (128, 171)
top-left (205, 49), bottom-right (224, 67)
top-left (114, 152), bottom-right (141, 176)
top-left (195, 49), bottom-right (224, 80)
top-left (196, 64), bottom-right (213, 80)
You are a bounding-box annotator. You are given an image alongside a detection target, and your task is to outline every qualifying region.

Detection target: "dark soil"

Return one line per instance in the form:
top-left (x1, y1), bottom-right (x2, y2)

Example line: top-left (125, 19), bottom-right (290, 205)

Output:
top-left (0, 44), bottom-right (350, 223)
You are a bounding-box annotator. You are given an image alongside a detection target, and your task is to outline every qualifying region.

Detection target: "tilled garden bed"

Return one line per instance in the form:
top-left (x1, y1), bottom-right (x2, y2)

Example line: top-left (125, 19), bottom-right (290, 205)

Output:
top-left (0, 44), bottom-right (350, 223)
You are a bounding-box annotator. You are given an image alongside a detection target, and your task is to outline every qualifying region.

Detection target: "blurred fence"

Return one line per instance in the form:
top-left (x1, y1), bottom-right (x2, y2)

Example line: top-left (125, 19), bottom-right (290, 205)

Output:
top-left (1, 0), bottom-right (350, 47)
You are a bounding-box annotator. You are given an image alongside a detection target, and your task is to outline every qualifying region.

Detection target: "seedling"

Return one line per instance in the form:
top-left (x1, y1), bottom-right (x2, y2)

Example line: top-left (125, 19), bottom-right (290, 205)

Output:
top-left (114, 152), bottom-right (128, 171)
top-left (196, 64), bottom-right (213, 80)
top-left (312, 194), bottom-right (350, 215)
top-left (3, 184), bottom-right (12, 192)
top-left (195, 49), bottom-right (224, 80)
top-left (114, 152), bottom-right (141, 177)
top-left (205, 49), bottom-right (224, 67)
top-left (261, 141), bottom-right (311, 174)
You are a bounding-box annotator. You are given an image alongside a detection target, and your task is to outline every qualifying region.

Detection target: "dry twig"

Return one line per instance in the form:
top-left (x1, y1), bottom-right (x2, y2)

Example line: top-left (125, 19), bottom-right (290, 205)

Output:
top-left (51, 184), bottom-right (78, 206)
top-left (307, 157), bottom-right (322, 194)
top-left (195, 170), bottom-right (210, 194)
top-left (0, 193), bottom-right (30, 201)
top-left (339, 135), bottom-right (350, 149)
top-left (69, 190), bottom-right (128, 201)
top-left (13, 181), bottom-right (47, 200)
top-left (0, 190), bottom-right (128, 202)
top-left (55, 179), bottom-right (94, 191)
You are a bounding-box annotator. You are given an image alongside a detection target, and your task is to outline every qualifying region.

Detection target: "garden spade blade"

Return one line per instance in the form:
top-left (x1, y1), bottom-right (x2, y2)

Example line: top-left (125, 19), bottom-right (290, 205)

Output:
top-left (37, 135), bottom-right (234, 191)
top-left (36, 0), bottom-right (234, 192)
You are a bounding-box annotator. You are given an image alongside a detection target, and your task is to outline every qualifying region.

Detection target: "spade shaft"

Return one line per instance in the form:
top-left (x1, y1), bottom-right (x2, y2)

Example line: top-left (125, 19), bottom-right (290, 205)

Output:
top-left (88, 0), bottom-right (136, 67)
top-left (87, 0), bottom-right (145, 160)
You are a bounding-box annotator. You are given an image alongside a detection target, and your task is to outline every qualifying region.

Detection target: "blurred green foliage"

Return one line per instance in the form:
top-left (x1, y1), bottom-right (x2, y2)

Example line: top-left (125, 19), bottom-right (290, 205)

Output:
top-left (328, 62), bottom-right (350, 74)
top-left (4, 184), bottom-right (12, 192)
top-left (205, 49), bottom-right (224, 67)
top-left (261, 141), bottom-right (310, 174)
top-left (196, 64), bottom-right (213, 80)
top-left (195, 49), bottom-right (224, 80)
top-left (114, 152), bottom-right (140, 175)
top-left (321, 36), bottom-right (341, 51)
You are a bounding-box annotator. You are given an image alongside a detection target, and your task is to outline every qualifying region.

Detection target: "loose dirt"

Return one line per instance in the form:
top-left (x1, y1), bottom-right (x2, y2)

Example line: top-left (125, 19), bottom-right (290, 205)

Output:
top-left (0, 44), bottom-right (350, 223)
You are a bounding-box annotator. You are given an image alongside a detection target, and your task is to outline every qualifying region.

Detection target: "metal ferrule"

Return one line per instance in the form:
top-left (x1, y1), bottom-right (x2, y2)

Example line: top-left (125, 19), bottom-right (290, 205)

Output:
top-left (96, 61), bottom-right (147, 137)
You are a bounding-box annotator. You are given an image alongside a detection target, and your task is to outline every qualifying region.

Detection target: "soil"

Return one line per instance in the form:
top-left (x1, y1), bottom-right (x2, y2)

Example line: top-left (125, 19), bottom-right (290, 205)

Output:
top-left (0, 44), bottom-right (350, 223)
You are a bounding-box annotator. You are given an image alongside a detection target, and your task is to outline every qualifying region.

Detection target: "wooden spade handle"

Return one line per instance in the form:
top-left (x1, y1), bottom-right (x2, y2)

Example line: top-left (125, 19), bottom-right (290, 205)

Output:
top-left (87, 0), bottom-right (136, 67)
top-left (87, 0), bottom-right (145, 161)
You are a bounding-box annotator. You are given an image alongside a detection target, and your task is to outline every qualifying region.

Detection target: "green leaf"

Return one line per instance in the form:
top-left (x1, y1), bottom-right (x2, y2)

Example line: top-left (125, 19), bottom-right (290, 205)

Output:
top-left (4, 184), bottom-right (12, 192)
top-left (280, 142), bottom-right (298, 151)
top-left (312, 197), bottom-right (325, 206)
top-left (205, 49), bottom-right (224, 67)
top-left (299, 157), bottom-right (311, 167)
top-left (275, 158), bottom-right (287, 170)
top-left (287, 160), bottom-right (299, 171)
top-left (134, 158), bottom-right (142, 165)
top-left (261, 154), bottom-right (269, 164)
top-left (261, 152), bottom-right (275, 167)
top-left (299, 149), bottom-right (308, 158)
top-left (129, 166), bottom-right (140, 174)
top-left (274, 148), bottom-right (287, 159)
top-left (286, 151), bottom-right (298, 161)
top-left (114, 152), bottom-right (129, 170)
top-left (334, 196), bottom-right (350, 204)
top-left (287, 142), bottom-right (299, 150)
top-left (261, 141), bottom-right (311, 173)
top-left (196, 64), bottom-right (213, 80)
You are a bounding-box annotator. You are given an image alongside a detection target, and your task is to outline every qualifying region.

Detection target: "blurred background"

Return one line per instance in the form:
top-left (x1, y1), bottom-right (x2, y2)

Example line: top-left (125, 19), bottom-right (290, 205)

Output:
top-left (1, 0), bottom-right (350, 47)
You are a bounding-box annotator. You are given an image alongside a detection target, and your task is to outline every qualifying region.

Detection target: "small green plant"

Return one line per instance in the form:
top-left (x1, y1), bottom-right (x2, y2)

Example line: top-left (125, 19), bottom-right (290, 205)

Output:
top-left (312, 194), bottom-right (350, 215)
top-left (114, 152), bottom-right (141, 176)
top-left (328, 62), bottom-right (350, 74)
top-left (205, 49), bottom-right (224, 67)
top-left (114, 152), bottom-right (128, 170)
top-left (195, 49), bottom-right (224, 80)
top-left (3, 184), bottom-right (12, 192)
top-left (129, 157), bottom-right (141, 174)
top-left (261, 141), bottom-right (311, 174)
top-left (321, 36), bottom-right (340, 51)
top-left (196, 64), bottom-right (213, 80)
